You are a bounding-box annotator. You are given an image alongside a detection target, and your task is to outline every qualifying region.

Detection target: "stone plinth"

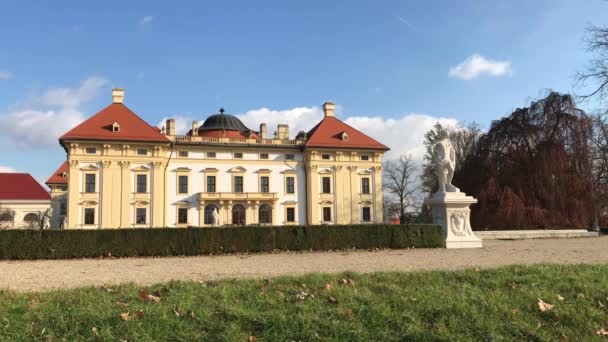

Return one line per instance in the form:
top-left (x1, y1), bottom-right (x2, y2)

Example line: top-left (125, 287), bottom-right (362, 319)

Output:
top-left (425, 192), bottom-right (482, 249)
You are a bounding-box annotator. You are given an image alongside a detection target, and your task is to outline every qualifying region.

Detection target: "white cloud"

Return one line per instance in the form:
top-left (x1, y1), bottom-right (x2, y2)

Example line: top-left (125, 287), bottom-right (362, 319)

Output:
top-left (0, 77), bottom-right (108, 148)
top-left (0, 166), bottom-right (16, 173)
top-left (0, 71), bottom-right (12, 80)
top-left (448, 54), bottom-right (512, 80)
top-left (140, 16), bottom-right (155, 25)
top-left (158, 105), bottom-right (459, 162)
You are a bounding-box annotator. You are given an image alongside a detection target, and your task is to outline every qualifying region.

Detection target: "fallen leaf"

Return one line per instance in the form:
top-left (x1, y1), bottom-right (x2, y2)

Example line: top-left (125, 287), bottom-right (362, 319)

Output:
top-left (116, 301), bottom-right (129, 308)
top-left (189, 311), bottom-right (197, 320)
top-left (139, 290), bottom-right (161, 303)
top-left (577, 293), bottom-right (585, 299)
top-left (511, 309), bottom-right (519, 316)
top-left (347, 308), bottom-right (353, 317)
top-left (92, 327), bottom-right (99, 337)
top-left (556, 295), bottom-right (565, 302)
top-left (28, 298), bottom-right (39, 309)
top-left (597, 328), bottom-right (608, 336)
top-left (538, 298), bottom-right (554, 312)
top-left (249, 336), bottom-right (256, 342)
top-left (474, 267), bottom-right (481, 272)
top-left (173, 305), bottom-right (182, 317)
top-left (119, 312), bottom-right (131, 321)
top-left (134, 309), bottom-right (144, 318)
top-left (328, 296), bottom-right (338, 304)
top-left (325, 283), bottom-right (332, 291)
top-left (103, 283), bottom-right (114, 293)
top-left (599, 301), bottom-right (605, 308)
top-left (561, 332), bottom-right (568, 341)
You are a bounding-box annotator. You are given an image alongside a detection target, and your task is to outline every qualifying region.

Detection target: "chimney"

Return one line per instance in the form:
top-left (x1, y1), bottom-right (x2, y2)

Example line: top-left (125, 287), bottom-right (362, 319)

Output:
top-left (322, 101), bottom-right (335, 117)
top-left (192, 121), bottom-right (199, 136)
top-left (112, 88), bottom-right (125, 104)
top-left (277, 124), bottom-right (289, 140)
top-left (259, 123), bottom-right (267, 139)
top-left (166, 119), bottom-right (175, 136)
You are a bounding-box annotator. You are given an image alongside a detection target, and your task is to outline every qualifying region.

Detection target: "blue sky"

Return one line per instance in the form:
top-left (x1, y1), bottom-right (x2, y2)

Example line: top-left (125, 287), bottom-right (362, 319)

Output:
top-left (0, 0), bottom-right (607, 185)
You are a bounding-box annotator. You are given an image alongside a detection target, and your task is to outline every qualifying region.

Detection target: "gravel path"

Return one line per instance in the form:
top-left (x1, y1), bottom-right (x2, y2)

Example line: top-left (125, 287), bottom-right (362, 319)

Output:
top-left (1, 236), bottom-right (607, 292)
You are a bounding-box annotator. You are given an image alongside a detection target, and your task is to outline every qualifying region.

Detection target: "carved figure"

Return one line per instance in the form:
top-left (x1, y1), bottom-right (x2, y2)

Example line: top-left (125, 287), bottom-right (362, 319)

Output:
top-left (60, 216), bottom-right (67, 230)
top-left (433, 129), bottom-right (460, 193)
top-left (212, 207), bottom-right (220, 226)
top-left (40, 208), bottom-right (52, 230)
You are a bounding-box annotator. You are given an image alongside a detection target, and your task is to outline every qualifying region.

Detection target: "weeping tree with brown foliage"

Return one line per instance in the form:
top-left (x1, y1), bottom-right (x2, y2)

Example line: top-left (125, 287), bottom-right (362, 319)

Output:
top-left (455, 92), bottom-right (594, 230)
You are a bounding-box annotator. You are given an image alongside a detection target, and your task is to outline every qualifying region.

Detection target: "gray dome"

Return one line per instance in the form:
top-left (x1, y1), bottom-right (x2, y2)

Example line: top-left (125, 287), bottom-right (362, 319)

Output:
top-left (200, 109), bottom-right (251, 132)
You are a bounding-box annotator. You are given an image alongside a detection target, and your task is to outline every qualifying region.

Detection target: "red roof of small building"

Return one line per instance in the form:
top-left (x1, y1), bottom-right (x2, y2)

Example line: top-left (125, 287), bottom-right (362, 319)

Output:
top-left (0, 173), bottom-right (50, 200)
top-left (46, 161), bottom-right (68, 185)
top-left (60, 103), bottom-right (169, 143)
top-left (305, 116), bottom-right (389, 150)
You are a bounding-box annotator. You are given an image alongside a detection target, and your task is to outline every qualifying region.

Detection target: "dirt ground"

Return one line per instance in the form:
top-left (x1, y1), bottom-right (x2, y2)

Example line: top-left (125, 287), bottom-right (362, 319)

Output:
top-left (1, 236), bottom-right (607, 292)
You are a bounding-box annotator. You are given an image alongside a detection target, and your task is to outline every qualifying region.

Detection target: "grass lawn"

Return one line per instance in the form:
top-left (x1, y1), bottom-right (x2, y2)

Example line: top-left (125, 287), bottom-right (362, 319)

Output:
top-left (1, 264), bottom-right (608, 341)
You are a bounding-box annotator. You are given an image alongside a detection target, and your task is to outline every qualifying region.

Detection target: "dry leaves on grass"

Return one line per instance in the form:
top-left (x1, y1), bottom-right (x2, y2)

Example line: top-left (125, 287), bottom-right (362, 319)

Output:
top-left (91, 327), bottom-right (99, 337)
top-left (116, 301), bottom-right (129, 308)
top-left (556, 295), bottom-right (565, 302)
top-left (173, 305), bottom-right (182, 318)
top-left (119, 309), bottom-right (144, 321)
top-left (337, 278), bottom-right (356, 287)
top-left (102, 283), bottom-right (114, 293)
top-left (249, 336), bottom-right (256, 342)
top-left (139, 290), bottom-right (161, 303)
top-left (328, 296), bottom-right (338, 304)
top-left (597, 328), bottom-right (608, 336)
top-left (537, 298), bottom-right (554, 312)
top-left (325, 283), bottom-right (333, 291)
top-left (28, 298), bottom-right (39, 309)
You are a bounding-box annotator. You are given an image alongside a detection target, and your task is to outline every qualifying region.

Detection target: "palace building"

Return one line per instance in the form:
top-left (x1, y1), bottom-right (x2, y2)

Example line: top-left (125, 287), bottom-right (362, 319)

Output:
top-left (47, 88), bottom-right (388, 229)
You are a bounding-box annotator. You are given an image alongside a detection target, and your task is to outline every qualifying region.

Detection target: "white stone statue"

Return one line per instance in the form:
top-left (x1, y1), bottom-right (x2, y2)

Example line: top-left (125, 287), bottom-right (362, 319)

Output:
top-left (60, 216), bottom-right (67, 230)
top-left (212, 207), bottom-right (220, 226)
top-left (432, 129), bottom-right (459, 193)
top-left (40, 208), bottom-right (52, 230)
top-left (424, 128), bottom-right (481, 249)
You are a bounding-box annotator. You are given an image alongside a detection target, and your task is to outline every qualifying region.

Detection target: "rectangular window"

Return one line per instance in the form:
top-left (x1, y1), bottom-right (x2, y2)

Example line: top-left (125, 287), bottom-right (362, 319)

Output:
top-left (260, 153), bottom-right (269, 160)
top-left (85, 147), bottom-right (96, 154)
top-left (286, 177), bottom-right (295, 194)
top-left (362, 207), bottom-right (371, 222)
top-left (361, 178), bottom-right (370, 194)
top-left (84, 208), bottom-right (95, 225)
top-left (85, 174), bottom-right (96, 193)
top-left (177, 208), bottom-right (188, 224)
top-left (286, 207), bottom-right (295, 222)
top-left (261, 176), bottom-right (269, 193)
top-left (207, 152), bottom-right (216, 158)
top-left (178, 175), bottom-right (188, 194)
top-left (207, 175), bottom-right (216, 193)
top-left (136, 208), bottom-right (147, 224)
top-left (136, 174), bottom-right (147, 193)
top-left (178, 151), bottom-right (189, 157)
top-left (234, 176), bottom-right (244, 193)
top-left (322, 177), bottom-right (331, 194)
top-left (322, 154), bottom-right (330, 160)
top-left (285, 154), bottom-right (295, 161)
top-left (234, 152), bottom-right (243, 159)
top-left (59, 202), bottom-right (67, 215)
top-left (137, 148), bottom-right (148, 156)
top-left (360, 155), bottom-right (370, 161)
top-left (323, 207), bottom-right (332, 222)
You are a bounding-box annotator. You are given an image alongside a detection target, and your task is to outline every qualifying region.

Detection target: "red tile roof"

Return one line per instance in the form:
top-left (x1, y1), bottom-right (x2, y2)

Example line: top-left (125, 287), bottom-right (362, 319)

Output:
top-left (305, 116), bottom-right (389, 150)
top-left (0, 173), bottom-right (50, 200)
top-left (60, 103), bottom-right (169, 143)
top-left (46, 161), bottom-right (68, 185)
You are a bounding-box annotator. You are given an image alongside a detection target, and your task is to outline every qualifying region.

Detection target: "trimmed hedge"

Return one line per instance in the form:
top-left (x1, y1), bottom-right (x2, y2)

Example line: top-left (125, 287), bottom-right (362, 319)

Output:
top-left (0, 224), bottom-right (444, 260)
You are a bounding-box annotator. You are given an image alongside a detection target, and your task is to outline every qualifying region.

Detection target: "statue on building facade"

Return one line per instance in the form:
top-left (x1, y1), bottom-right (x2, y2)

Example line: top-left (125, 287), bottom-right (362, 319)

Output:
top-left (432, 129), bottom-right (459, 193)
top-left (60, 216), bottom-right (67, 230)
top-left (40, 208), bottom-right (52, 230)
top-left (212, 207), bottom-right (220, 226)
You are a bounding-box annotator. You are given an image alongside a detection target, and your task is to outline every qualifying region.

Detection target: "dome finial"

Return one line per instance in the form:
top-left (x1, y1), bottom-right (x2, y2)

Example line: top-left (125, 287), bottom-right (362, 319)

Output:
top-left (219, 107), bottom-right (225, 115)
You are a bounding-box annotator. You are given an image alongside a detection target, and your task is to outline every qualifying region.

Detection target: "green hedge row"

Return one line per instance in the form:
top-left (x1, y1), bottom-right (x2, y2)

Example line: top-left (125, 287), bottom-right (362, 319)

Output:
top-left (0, 224), bottom-right (444, 260)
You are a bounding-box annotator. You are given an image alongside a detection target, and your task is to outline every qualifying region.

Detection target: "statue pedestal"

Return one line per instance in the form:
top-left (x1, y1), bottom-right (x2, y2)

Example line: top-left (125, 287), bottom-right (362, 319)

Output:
top-left (425, 192), bottom-right (482, 249)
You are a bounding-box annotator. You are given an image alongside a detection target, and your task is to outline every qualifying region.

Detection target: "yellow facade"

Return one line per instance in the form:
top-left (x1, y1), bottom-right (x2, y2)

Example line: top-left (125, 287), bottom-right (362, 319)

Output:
top-left (57, 89), bottom-right (387, 228)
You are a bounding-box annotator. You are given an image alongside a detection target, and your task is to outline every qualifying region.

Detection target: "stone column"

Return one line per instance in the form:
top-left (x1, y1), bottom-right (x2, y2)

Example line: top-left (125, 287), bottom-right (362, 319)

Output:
top-left (424, 192), bottom-right (482, 248)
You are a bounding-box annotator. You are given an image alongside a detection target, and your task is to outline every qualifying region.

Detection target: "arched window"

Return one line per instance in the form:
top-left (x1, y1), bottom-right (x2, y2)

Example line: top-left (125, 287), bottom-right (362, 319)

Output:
top-left (259, 204), bottom-right (272, 224)
top-left (232, 204), bottom-right (246, 225)
top-left (23, 213), bottom-right (39, 228)
top-left (204, 204), bottom-right (219, 225)
top-left (0, 212), bottom-right (12, 222)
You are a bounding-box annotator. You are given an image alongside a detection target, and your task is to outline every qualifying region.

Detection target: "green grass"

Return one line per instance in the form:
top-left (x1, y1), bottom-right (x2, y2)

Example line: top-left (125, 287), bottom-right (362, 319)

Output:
top-left (1, 264), bottom-right (608, 341)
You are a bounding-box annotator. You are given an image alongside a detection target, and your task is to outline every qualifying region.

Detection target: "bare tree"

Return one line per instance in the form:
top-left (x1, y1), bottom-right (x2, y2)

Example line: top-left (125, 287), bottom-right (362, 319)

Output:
top-left (383, 155), bottom-right (419, 223)
top-left (577, 25), bottom-right (608, 102)
top-left (590, 112), bottom-right (608, 229)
